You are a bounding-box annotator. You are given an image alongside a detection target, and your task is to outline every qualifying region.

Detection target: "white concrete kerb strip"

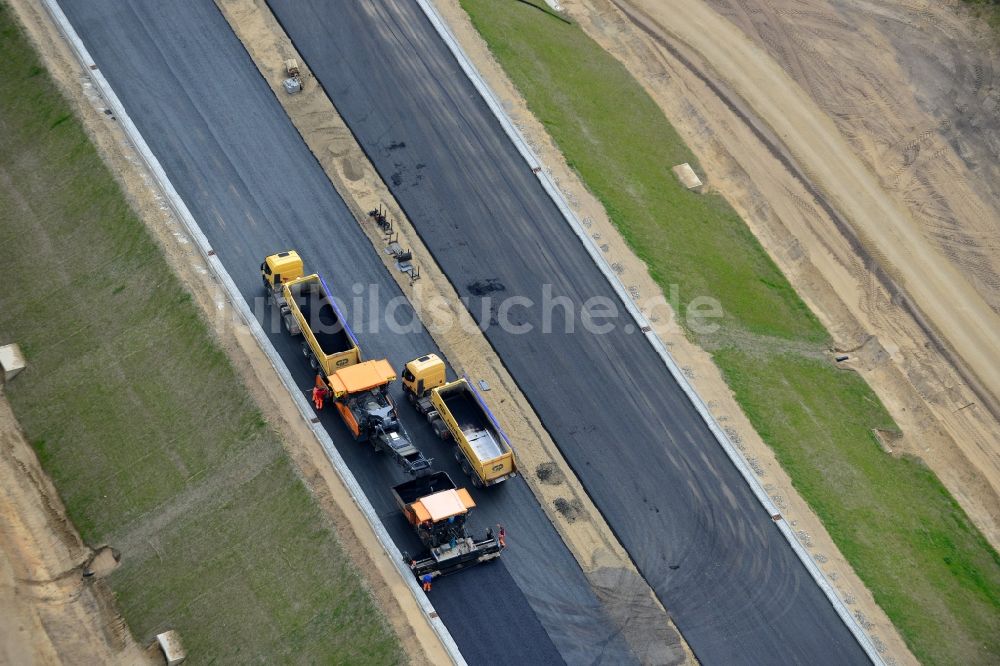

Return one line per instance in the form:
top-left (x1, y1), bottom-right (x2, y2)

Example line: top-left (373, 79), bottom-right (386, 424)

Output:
top-left (416, 1), bottom-right (884, 663)
top-left (40, 2), bottom-right (465, 663)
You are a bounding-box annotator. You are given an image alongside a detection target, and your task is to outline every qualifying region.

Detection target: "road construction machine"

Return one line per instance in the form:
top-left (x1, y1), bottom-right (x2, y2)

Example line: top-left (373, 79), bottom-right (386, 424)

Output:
top-left (393, 471), bottom-right (503, 578)
top-left (262, 251), bottom-right (430, 475)
top-left (402, 354), bottom-right (516, 487)
top-left (323, 360), bottom-right (431, 475)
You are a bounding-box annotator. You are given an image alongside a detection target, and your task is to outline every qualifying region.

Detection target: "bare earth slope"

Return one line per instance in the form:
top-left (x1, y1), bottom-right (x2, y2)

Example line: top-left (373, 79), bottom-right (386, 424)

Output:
top-left (595, 0), bottom-right (1000, 547)
top-left (706, 0), bottom-right (1000, 317)
top-left (0, 390), bottom-right (149, 665)
top-left (621, 0), bottom-right (1000, 427)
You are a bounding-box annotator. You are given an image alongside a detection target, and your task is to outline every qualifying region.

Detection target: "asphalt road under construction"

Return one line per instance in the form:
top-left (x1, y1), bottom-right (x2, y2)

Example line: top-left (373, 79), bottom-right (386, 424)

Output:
top-left (58, 0), bottom-right (869, 662)
top-left (57, 1), bottom-right (637, 663)
top-left (262, 1), bottom-right (870, 664)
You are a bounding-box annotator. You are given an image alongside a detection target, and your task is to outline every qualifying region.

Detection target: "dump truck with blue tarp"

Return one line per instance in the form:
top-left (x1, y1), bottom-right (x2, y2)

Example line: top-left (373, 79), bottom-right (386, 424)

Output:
top-left (261, 250), bottom-right (360, 375)
top-left (402, 354), bottom-right (517, 487)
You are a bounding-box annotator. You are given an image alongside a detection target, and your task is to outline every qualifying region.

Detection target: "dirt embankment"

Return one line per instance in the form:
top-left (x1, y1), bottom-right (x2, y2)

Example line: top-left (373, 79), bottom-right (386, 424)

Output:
top-left (706, 0), bottom-right (1000, 317)
top-left (0, 388), bottom-right (151, 665)
top-left (552, 0), bottom-right (1000, 556)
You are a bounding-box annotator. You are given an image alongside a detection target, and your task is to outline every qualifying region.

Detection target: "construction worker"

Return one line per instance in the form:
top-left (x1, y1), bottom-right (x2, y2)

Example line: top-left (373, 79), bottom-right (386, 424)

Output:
top-left (497, 524), bottom-right (506, 549)
top-left (421, 573), bottom-right (433, 593)
top-left (312, 385), bottom-right (325, 410)
top-left (312, 376), bottom-right (330, 410)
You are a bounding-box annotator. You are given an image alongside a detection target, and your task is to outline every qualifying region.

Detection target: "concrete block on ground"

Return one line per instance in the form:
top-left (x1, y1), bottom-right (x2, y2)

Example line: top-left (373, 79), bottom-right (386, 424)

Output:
top-left (156, 631), bottom-right (186, 665)
top-left (0, 344), bottom-right (25, 382)
top-left (671, 163), bottom-right (703, 190)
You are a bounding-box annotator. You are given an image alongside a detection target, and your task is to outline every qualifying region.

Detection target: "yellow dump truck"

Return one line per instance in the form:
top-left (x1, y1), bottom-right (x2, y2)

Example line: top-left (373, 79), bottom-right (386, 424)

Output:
top-left (261, 251), bottom-right (361, 376)
top-left (402, 354), bottom-right (516, 487)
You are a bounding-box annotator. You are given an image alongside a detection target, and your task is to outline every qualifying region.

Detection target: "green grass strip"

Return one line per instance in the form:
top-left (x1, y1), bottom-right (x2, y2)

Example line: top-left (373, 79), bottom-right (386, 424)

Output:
top-left (718, 350), bottom-right (1000, 664)
top-left (962, 0), bottom-right (1000, 34)
top-left (0, 5), bottom-right (401, 662)
top-left (459, 1), bottom-right (1000, 663)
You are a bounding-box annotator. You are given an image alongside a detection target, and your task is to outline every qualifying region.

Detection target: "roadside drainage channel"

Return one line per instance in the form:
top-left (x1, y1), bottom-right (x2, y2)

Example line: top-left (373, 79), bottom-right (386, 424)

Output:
top-left (41, 1), bottom-right (465, 663)
top-left (415, 1), bottom-right (883, 663)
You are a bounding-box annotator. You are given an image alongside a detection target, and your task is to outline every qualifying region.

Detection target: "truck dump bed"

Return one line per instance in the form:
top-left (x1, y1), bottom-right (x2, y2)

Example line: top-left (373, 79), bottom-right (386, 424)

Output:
top-left (283, 275), bottom-right (360, 375)
top-left (432, 380), bottom-right (516, 486)
top-left (444, 389), bottom-right (505, 460)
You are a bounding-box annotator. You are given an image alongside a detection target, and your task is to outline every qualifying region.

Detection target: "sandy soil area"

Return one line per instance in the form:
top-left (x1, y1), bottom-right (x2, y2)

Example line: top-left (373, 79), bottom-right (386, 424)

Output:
top-left (0, 388), bottom-right (151, 665)
top-left (211, 1), bottom-right (693, 662)
top-left (616, 0), bottom-right (1000, 424)
top-left (707, 0), bottom-right (1000, 319)
top-left (583, 0), bottom-right (1000, 552)
top-left (5, 2), bottom-right (446, 664)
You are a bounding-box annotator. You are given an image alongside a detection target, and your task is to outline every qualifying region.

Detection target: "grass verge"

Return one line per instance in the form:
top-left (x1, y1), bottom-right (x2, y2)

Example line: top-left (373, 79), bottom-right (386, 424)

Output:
top-left (719, 350), bottom-right (1000, 662)
top-left (459, 1), bottom-right (1000, 663)
top-left (962, 0), bottom-right (1000, 34)
top-left (0, 5), bottom-right (401, 662)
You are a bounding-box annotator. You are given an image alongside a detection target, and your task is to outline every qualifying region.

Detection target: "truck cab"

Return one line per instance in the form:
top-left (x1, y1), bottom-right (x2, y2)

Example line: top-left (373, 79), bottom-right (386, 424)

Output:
top-left (401, 353), bottom-right (447, 398)
top-left (261, 250), bottom-right (303, 288)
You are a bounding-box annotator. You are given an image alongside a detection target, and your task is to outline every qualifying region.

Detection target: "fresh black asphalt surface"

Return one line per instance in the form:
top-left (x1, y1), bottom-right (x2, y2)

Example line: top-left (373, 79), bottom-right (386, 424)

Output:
top-left (57, 1), bottom-right (637, 663)
top-left (264, 1), bottom-right (871, 664)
